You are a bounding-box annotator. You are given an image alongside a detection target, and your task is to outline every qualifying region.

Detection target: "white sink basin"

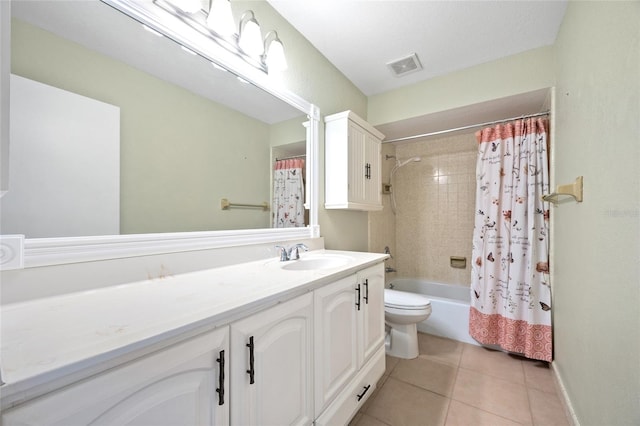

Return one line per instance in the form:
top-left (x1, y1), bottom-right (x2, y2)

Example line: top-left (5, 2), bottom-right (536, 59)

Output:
top-left (279, 254), bottom-right (353, 271)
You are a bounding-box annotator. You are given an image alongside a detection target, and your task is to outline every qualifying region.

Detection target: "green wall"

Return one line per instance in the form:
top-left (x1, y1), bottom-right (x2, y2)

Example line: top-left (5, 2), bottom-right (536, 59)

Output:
top-left (553, 2), bottom-right (639, 424)
top-left (12, 19), bottom-right (273, 234)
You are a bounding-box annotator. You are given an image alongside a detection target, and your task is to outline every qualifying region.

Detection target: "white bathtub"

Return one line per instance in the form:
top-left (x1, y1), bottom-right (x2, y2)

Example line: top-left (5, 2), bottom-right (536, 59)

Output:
top-left (387, 278), bottom-right (479, 346)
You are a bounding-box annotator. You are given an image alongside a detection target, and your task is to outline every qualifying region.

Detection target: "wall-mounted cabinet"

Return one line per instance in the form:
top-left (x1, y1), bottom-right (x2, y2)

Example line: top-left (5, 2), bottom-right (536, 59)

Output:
top-left (325, 111), bottom-right (385, 211)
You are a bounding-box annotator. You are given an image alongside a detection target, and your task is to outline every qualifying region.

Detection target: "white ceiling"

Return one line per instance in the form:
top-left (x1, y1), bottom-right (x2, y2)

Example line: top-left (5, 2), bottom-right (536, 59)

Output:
top-left (268, 0), bottom-right (568, 96)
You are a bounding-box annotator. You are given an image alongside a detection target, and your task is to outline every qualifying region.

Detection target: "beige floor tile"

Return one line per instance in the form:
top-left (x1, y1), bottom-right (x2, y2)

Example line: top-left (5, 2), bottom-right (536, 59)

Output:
top-left (418, 333), bottom-right (464, 366)
top-left (385, 355), bottom-right (401, 376)
top-left (523, 360), bottom-right (557, 394)
top-left (362, 335), bottom-right (567, 426)
top-left (365, 377), bottom-right (450, 426)
top-left (354, 413), bottom-right (392, 426)
top-left (349, 413), bottom-right (363, 425)
top-left (391, 357), bottom-right (457, 397)
top-left (528, 388), bottom-right (570, 426)
top-left (445, 400), bottom-right (524, 426)
top-left (452, 368), bottom-right (532, 425)
top-left (460, 344), bottom-right (525, 384)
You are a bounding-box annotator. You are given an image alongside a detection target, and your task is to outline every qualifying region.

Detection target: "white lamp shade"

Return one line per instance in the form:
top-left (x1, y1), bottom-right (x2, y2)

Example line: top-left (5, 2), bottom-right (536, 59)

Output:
top-left (206, 0), bottom-right (235, 37)
top-left (167, 0), bottom-right (202, 14)
top-left (239, 18), bottom-right (263, 58)
top-left (266, 39), bottom-right (287, 72)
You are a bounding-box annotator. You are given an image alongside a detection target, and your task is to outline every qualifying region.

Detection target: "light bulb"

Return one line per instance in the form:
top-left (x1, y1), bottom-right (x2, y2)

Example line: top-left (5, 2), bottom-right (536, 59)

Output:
top-left (238, 13), bottom-right (263, 58)
top-left (206, 0), bottom-right (235, 37)
top-left (266, 38), bottom-right (287, 73)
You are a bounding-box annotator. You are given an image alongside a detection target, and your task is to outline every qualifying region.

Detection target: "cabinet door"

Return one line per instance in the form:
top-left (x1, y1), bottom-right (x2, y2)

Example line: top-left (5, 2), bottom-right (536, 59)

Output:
top-left (231, 293), bottom-right (314, 426)
top-left (363, 132), bottom-right (382, 207)
top-left (2, 328), bottom-right (230, 426)
top-left (359, 263), bottom-right (386, 366)
top-left (347, 121), bottom-right (367, 205)
top-left (313, 274), bottom-right (360, 417)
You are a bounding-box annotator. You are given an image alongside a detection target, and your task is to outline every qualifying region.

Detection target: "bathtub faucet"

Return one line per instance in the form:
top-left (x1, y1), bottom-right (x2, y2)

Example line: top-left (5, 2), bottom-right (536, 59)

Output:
top-left (385, 266), bottom-right (397, 273)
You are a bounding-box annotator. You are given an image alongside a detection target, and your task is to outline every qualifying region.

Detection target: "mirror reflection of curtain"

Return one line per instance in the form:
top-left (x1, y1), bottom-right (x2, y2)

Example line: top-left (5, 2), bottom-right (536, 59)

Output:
top-left (272, 158), bottom-right (305, 228)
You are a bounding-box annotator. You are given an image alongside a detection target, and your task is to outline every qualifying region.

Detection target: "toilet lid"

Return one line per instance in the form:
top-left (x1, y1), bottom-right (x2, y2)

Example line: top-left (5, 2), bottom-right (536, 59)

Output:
top-left (384, 289), bottom-right (431, 309)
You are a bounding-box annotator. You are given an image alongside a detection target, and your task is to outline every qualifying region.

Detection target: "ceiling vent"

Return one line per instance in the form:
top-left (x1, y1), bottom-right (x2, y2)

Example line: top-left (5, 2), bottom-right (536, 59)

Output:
top-left (386, 53), bottom-right (423, 77)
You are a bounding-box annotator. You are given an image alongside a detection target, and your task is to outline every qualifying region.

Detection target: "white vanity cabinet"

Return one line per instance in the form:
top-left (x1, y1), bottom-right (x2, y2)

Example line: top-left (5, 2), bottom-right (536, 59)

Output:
top-left (230, 292), bottom-right (314, 426)
top-left (1, 256), bottom-right (388, 426)
top-left (314, 263), bottom-right (386, 424)
top-left (325, 111), bottom-right (385, 211)
top-left (1, 327), bottom-right (230, 426)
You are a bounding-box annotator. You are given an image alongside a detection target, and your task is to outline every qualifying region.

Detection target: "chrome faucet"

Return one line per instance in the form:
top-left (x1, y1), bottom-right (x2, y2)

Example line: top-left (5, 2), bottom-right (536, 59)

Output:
top-left (275, 243), bottom-right (309, 261)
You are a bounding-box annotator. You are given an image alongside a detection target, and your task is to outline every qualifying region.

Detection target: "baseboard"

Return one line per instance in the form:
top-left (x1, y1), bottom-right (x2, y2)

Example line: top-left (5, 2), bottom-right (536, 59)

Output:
top-left (551, 362), bottom-right (580, 426)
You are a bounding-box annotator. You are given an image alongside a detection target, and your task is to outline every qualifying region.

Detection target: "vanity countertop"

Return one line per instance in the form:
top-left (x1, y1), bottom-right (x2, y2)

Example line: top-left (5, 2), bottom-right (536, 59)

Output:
top-left (0, 250), bottom-right (387, 405)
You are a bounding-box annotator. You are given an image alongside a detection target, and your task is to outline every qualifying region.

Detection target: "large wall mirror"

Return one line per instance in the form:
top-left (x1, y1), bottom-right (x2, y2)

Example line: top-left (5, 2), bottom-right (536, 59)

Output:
top-left (4, 0), bottom-right (319, 266)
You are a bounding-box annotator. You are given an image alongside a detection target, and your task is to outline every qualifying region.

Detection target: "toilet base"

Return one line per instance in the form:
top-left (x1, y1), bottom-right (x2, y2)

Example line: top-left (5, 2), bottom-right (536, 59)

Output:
top-left (385, 322), bottom-right (419, 359)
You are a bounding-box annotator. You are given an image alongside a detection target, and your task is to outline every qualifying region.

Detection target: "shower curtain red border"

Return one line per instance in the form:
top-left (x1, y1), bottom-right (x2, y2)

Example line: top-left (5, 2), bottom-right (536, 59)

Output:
top-left (469, 307), bottom-right (553, 362)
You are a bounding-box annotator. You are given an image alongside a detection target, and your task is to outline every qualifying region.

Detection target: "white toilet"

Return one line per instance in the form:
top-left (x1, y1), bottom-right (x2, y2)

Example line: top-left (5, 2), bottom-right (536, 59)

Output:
top-left (384, 289), bottom-right (432, 359)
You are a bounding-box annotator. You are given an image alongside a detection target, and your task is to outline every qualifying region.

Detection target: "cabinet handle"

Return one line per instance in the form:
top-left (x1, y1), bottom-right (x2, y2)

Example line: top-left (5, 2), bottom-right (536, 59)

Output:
top-left (356, 384), bottom-right (372, 401)
top-left (355, 284), bottom-right (361, 311)
top-left (216, 350), bottom-right (225, 405)
top-left (364, 163), bottom-right (371, 179)
top-left (363, 279), bottom-right (369, 304)
top-left (246, 336), bottom-right (255, 384)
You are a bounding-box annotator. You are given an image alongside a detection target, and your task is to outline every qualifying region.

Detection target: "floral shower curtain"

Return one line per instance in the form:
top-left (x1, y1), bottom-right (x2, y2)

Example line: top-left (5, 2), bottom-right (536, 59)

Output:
top-left (273, 158), bottom-right (305, 228)
top-left (469, 117), bottom-right (552, 362)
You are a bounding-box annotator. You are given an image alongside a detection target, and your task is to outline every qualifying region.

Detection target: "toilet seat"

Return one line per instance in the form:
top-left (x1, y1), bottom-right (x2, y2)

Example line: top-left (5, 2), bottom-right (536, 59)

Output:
top-left (384, 289), bottom-right (431, 310)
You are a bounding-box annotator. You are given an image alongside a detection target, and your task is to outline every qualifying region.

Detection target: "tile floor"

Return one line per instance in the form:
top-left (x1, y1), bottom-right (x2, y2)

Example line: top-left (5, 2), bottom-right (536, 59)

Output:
top-left (351, 333), bottom-right (570, 426)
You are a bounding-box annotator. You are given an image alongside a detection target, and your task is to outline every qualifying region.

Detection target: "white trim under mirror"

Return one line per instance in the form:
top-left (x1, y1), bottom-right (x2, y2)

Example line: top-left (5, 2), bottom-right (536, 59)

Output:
top-left (3, 0), bottom-right (320, 269)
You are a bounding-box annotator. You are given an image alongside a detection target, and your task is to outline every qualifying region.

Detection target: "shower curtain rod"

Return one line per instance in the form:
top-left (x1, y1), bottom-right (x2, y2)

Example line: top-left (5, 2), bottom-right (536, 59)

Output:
top-left (275, 154), bottom-right (306, 161)
top-left (383, 111), bottom-right (550, 144)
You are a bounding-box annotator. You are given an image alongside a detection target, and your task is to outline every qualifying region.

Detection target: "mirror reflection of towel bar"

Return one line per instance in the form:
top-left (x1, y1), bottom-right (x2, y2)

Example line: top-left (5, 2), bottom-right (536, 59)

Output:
top-left (542, 176), bottom-right (583, 205)
top-left (221, 198), bottom-right (269, 211)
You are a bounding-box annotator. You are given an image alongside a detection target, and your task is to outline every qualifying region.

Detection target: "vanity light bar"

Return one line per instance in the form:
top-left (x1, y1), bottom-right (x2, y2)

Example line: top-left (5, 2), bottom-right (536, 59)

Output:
top-left (153, 0), bottom-right (267, 73)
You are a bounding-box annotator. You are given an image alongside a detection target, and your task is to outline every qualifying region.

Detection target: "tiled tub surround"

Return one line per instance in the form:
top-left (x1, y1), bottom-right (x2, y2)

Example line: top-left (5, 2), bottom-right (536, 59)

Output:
top-left (370, 133), bottom-right (477, 286)
top-left (394, 133), bottom-right (476, 285)
top-left (0, 249), bottom-right (387, 409)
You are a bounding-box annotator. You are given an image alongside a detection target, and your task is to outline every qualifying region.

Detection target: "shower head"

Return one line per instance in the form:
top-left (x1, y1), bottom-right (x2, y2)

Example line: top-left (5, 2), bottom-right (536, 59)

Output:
top-left (396, 156), bottom-right (422, 168)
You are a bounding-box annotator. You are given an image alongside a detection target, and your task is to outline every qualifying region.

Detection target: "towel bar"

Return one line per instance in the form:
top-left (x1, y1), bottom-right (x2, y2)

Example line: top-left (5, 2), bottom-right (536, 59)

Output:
top-left (542, 176), bottom-right (583, 205)
top-left (221, 198), bottom-right (269, 211)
